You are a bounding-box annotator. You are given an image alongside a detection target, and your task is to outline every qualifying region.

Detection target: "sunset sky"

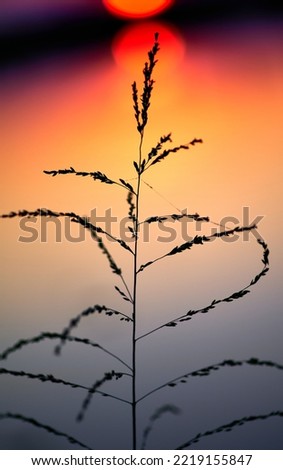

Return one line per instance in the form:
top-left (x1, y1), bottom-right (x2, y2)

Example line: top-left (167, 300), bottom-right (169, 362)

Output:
top-left (0, 1), bottom-right (283, 450)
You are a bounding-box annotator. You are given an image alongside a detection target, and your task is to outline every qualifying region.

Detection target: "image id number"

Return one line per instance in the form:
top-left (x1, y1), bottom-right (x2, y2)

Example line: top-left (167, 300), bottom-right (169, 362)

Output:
top-left (173, 454), bottom-right (253, 466)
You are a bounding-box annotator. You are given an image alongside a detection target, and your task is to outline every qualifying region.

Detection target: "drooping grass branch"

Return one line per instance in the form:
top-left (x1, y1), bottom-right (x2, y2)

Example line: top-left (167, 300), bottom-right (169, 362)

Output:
top-left (0, 412), bottom-right (91, 450)
top-left (89, 228), bottom-right (132, 304)
top-left (0, 332), bottom-right (131, 372)
top-left (70, 215), bottom-right (134, 255)
top-left (139, 212), bottom-right (210, 227)
top-left (43, 168), bottom-right (136, 195)
top-left (1, 208), bottom-right (133, 303)
top-left (137, 358), bottom-right (283, 403)
top-left (54, 304), bottom-right (132, 357)
top-left (0, 209), bottom-right (132, 254)
top-left (141, 405), bottom-right (181, 450)
top-left (175, 411), bottom-right (283, 449)
top-left (114, 285), bottom-right (133, 304)
top-left (77, 370), bottom-right (131, 422)
top-left (0, 367), bottom-right (95, 392)
top-left (137, 236), bottom-right (269, 341)
top-left (137, 224), bottom-right (258, 273)
top-left (0, 367), bottom-right (131, 405)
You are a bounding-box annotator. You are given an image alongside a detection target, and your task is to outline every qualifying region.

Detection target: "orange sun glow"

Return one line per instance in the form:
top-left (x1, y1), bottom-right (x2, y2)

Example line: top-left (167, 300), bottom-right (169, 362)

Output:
top-left (112, 22), bottom-right (185, 74)
top-left (103, 0), bottom-right (174, 19)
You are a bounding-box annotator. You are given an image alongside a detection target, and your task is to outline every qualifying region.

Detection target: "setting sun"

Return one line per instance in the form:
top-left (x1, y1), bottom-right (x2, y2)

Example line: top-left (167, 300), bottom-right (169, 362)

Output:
top-left (112, 22), bottom-right (185, 74)
top-left (102, 0), bottom-right (174, 19)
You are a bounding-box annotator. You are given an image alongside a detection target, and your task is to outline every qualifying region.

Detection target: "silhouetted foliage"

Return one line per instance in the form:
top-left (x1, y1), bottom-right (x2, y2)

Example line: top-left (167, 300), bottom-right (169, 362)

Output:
top-left (0, 33), bottom-right (282, 450)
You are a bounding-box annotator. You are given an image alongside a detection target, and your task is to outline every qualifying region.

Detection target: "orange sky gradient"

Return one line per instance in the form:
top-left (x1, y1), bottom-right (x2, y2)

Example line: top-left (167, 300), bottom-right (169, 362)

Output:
top-left (1, 18), bottom-right (283, 449)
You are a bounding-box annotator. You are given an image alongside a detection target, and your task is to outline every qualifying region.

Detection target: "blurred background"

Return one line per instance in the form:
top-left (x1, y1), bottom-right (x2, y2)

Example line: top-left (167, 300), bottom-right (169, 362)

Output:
top-left (1, 0), bottom-right (283, 450)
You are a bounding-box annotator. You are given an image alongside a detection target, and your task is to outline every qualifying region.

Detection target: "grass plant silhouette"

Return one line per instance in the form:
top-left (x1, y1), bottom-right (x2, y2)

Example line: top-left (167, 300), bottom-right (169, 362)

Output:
top-left (1, 33), bottom-right (283, 450)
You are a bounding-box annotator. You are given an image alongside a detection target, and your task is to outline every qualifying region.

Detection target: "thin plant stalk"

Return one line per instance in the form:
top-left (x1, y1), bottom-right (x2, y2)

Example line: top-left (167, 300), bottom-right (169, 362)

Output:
top-left (131, 131), bottom-right (144, 449)
top-left (130, 33), bottom-right (161, 448)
